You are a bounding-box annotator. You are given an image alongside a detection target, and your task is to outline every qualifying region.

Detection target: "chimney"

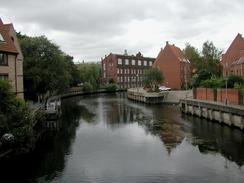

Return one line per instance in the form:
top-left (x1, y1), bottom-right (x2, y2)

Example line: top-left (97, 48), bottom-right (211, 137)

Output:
top-left (166, 41), bottom-right (169, 45)
top-left (173, 44), bottom-right (175, 46)
top-left (0, 18), bottom-right (3, 25)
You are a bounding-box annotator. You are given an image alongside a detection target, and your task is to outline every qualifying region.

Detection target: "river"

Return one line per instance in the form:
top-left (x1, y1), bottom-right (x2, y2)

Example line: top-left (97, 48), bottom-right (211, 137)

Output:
top-left (1, 93), bottom-right (244, 183)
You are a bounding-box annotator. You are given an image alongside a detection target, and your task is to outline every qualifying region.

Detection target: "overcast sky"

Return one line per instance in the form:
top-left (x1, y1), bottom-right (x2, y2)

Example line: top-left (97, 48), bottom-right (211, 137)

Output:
top-left (1, 0), bottom-right (244, 62)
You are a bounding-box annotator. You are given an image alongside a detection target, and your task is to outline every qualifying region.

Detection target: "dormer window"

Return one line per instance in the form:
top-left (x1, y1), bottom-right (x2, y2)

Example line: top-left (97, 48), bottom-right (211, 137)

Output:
top-left (0, 33), bottom-right (5, 42)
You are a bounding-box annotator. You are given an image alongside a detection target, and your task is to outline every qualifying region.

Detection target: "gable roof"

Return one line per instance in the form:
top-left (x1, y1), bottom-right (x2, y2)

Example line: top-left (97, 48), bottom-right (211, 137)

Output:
top-left (0, 21), bottom-right (18, 54)
top-left (221, 33), bottom-right (244, 65)
top-left (154, 43), bottom-right (189, 66)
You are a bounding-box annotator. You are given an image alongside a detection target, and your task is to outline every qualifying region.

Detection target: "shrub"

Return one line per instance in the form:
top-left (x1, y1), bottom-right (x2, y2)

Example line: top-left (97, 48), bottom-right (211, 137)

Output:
top-left (82, 82), bottom-right (93, 92)
top-left (227, 75), bottom-right (244, 88)
top-left (105, 83), bottom-right (117, 92)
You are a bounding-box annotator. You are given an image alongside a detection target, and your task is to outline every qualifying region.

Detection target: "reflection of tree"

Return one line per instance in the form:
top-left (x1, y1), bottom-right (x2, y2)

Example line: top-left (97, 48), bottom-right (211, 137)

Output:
top-left (182, 114), bottom-right (244, 167)
top-left (0, 97), bottom-right (95, 182)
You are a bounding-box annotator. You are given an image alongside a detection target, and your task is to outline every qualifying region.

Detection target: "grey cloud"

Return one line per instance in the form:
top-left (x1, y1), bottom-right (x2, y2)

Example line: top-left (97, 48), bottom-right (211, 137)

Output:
top-left (0, 0), bottom-right (244, 61)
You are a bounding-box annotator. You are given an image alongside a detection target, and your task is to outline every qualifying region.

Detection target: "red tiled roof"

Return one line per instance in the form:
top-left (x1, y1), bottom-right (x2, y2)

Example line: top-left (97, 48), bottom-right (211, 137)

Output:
top-left (0, 22), bottom-right (18, 54)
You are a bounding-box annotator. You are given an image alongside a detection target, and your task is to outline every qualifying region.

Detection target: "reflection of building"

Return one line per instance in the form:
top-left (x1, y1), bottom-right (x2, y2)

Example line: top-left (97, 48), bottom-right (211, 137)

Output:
top-left (0, 18), bottom-right (24, 98)
top-left (153, 42), bottom-right (192, 90)
top-left (101, 52), bottom-right (155, 89)
top-left (221, 33), bottom-right (244, 78)
top-left (153, 106), bottom-right (184, 154)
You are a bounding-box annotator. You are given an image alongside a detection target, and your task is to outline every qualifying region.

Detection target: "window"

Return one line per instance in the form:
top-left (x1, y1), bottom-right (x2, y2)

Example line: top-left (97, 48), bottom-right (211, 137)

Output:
top-left (0, 74), bottom-right (8, 80)
top-left (149, 61), bottom-right (152, 66)
top-left (118, 58), bottom-right (122, 65)
top-left (117, 68), bottom-right (119, 74)
top-left (103, 63), bottom-right (106, 70)
top-left (144, 60), bottom-right (147, 66)
top-left (138, 60), bottom-right (141, 66)
top-left (132, 59), bottom-right (135, 65)
top-left (125, 59), bottom-right (129, 65)
top-left (0, 53), bottom-right (8, 65)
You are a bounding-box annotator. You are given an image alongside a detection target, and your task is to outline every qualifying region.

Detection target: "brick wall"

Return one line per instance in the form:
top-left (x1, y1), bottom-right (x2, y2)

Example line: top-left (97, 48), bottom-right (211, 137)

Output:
top-left (194, 88), bottom-right (243, 105)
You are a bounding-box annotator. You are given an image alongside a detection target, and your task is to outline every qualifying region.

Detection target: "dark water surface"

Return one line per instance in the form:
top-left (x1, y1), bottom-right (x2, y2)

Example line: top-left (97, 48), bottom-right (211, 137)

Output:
top-left (1, 93), bottom-right (244, 183)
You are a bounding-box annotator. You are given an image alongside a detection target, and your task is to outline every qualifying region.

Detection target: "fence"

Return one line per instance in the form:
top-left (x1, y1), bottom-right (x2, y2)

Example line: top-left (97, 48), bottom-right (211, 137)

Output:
top-left (193, 88), bottom-right (244, 105)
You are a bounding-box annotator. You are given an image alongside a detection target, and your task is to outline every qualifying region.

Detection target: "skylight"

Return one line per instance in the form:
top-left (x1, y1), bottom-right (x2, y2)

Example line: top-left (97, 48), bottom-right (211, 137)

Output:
top-left (0, 33), bottom-right (5, 42)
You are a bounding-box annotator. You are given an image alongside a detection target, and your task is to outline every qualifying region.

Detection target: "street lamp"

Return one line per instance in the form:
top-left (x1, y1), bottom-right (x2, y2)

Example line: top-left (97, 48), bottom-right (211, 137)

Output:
top-left (225, 77), bottom-right (228, 105)
top-left (136, 74), bottom-right (139, 93)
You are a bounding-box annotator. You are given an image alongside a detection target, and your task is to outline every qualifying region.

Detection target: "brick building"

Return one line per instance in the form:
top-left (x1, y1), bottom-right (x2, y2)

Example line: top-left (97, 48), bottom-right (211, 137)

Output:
top-left (153, 42), bottom-right (192, 90)
top-left (221, 33), bottom-right (244, 78)
top-left (101, 52), bottom-right (155, 89)
top-left (0, 18), bottom-right (24, 98)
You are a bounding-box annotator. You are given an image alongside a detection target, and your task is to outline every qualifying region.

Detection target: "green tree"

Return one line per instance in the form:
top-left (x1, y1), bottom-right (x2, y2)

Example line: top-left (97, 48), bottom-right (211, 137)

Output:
top-left (143, 68), bottom-right (163, 92)
top-left (201, 41), bottom-right (222, 76)
top-left (18, 34), bottom-right (79, 101)
top-left (0, 80), bottom-right (34, 144)
top-left (183, 43), bottom-right (202, 72)
top-left (77, 63), bottom-right (101, 91)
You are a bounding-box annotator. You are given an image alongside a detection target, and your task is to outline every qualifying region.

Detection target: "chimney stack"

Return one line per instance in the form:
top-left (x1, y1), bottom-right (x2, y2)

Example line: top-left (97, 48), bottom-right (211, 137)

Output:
top-left (166, 41), bottom-right (169, 45)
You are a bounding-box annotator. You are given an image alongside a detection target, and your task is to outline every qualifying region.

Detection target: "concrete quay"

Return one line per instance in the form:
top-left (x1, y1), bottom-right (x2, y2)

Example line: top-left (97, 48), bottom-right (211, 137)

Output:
top-left (127, 88), bottom-right (168, 104)
top-left (180, 99), bottom-right (244, 130)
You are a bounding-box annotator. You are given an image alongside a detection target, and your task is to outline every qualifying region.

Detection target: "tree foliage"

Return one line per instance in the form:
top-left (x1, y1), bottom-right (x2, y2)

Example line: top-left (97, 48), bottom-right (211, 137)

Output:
top-left (0, 80), bottom-right (33, 144)
top-left (143, 68), bottom-right (163, 92)
top-left (17, 33), bottom-right (80, 100)
top-left (77, 63), bottom-right (101, 91)
top-left (184, 41), bottom-right (222, 88)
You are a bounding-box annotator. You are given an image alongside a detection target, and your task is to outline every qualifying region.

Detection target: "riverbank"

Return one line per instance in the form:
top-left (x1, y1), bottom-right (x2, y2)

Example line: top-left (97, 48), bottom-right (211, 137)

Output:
top-left (180, 98), bottom-right (244, 131)
top-left (127, 88), bottom-right (193, 104)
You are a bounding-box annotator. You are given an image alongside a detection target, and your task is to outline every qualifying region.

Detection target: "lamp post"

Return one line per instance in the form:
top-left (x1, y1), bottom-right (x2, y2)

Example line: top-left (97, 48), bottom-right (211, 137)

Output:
top-left (136, 74), bottom-right (139, 93)
top-left (225, 77), bottom-right (228, 105)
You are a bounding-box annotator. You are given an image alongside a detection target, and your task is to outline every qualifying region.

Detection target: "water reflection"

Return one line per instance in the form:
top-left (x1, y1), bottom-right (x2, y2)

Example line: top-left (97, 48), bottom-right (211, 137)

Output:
top-left (0, 93), bottom-right (243, 183)
top-left (182, 114), bottom-right (244, 167)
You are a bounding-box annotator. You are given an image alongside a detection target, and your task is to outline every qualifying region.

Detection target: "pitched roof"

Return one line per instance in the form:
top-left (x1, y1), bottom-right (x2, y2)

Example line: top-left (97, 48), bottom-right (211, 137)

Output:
top-left (154, 43), bottom-right (190, 65)
top-left (0, 21), bottom-right (18, 54)
top-left (221, 33), bottom-right (244, 65)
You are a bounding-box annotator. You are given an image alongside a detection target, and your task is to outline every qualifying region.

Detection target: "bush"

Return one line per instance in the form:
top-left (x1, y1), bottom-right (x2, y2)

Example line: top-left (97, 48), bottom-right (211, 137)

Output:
top-left (200, 78), bottom-right (225, 88)
top-left (227, 75), bottom-right (244, 88)
top-left (105, 83), bottom-right (117, 92)
top-left (82, 82), bottom-right (93, 92)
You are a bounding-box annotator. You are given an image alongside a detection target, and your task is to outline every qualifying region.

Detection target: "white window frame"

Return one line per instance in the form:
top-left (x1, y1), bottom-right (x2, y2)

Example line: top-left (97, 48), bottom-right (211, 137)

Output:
top-left (138, 60), bottom-right (141, 66)
top-left (144, 60), bottom-right (147, 66)
top-left (132, 59), bottom-right (135, 65)
top-left (118, 58), bottom-right (122, 65)
top-left (125, 59), bottom-right (129, 65)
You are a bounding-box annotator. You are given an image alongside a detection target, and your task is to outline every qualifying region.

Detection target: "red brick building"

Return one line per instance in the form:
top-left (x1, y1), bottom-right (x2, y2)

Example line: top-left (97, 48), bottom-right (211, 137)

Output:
top-left (101, 52), bottom-right (155, 89)
top-left (153, 42), bottom-right (192, 90)
top-left (221, 33), bottom-right (244, 78)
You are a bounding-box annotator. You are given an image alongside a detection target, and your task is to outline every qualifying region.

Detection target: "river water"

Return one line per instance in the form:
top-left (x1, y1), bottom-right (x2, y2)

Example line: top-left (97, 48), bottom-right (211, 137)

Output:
top-left (1, 93), bottom-right (244, 183)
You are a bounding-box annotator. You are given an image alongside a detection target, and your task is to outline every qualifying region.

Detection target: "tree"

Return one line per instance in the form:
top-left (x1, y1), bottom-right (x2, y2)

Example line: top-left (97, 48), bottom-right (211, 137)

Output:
top-left (77, 63), bottom-right (101, 91)
top-left (18, 34), bottom-right (79, 101)
top-left (143, 68), bottom-right (163, 92)
top-left (0, 80), bottom-right (34, 144)
top-left (183, 43), bottom-right (202, 72)
top-left (201, 41), bottom-right (222, 76)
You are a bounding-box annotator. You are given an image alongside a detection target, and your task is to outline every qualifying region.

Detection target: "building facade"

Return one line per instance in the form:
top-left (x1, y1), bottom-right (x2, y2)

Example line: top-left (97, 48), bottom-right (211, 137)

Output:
top-left (221, 33), bottom-right (244, 78)
top-left (153, 42), bottom-right (192, 90)
top-left (0, 18), bottom-right (24, 98)
top-left (101, 52), bottom-right (155, 89)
